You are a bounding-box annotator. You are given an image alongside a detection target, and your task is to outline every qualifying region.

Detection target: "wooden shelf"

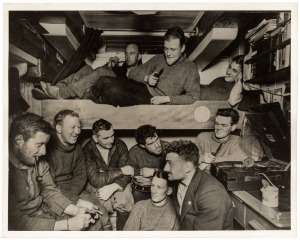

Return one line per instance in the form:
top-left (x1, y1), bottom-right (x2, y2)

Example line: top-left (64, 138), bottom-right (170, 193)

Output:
top-left (246, 67), bottom-right (290, 84)
top-left (245, 39), bottom-right (291, 64)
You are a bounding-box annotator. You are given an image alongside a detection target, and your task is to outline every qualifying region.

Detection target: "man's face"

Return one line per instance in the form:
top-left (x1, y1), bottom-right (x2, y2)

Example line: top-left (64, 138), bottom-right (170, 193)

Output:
top-left (225, 61), bottom-right (241, 82)
top-left (214, 115), bottom-right (234, 140)
top-left (164, 38), bottom-right (185, 66)
top-left (144, 133), bottom-right (162, 155)
top-left (94, 127), bottom-right (114, 150)
top-left (57, 115), bottom-right (81, 145)
top-left (164, 152), bottom-right (186, 181)
top-left (151, 176), bottom-right (171, 206)
top-left (125, 44), bottom-right (140, 67)
top-left (17, 131), bottom-right (50, 166)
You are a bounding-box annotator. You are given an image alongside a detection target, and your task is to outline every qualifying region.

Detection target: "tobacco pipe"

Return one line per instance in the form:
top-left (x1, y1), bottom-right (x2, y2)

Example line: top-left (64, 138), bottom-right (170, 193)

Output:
top-left (211, 144), bottom-right (222, 157)
top-left (35, 156), bottom-right (43, 183)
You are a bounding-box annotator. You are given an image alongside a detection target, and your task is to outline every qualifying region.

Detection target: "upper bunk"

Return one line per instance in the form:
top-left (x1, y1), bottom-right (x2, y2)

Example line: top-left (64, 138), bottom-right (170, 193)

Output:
top-left (8, 9), bottom-right (282, 129)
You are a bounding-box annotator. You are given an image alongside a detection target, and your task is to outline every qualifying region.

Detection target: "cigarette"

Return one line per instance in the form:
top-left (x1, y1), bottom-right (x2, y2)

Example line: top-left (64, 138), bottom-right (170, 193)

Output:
top-left (96, 210), bottom-right (104, 215)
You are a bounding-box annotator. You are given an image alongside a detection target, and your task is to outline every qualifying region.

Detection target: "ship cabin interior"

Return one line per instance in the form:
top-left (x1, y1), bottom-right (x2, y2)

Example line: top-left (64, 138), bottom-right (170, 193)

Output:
top-left (7, 9), bottom-right (293, 231)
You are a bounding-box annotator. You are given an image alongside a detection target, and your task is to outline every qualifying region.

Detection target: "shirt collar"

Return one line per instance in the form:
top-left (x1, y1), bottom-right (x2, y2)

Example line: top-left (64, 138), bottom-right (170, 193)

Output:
top-left (181, 168), bottom-right (196, 187)
top-left (212, 132), bottom-right (232, 144)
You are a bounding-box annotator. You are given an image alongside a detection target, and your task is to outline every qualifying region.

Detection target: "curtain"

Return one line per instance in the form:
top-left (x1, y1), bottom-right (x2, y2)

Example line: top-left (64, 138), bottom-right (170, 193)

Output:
top-left (51, 27), bottom-right (103, 85)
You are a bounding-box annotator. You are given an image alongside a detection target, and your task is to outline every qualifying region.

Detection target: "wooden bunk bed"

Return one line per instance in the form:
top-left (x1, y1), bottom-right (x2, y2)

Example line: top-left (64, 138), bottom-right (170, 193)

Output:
top-left (22, 83), bottom-right (244, 130)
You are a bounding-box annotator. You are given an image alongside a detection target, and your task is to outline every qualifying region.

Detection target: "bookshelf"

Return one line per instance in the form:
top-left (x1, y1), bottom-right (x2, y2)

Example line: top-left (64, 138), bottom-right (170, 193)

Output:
top-left (243, 14), bottom-right (291, 84)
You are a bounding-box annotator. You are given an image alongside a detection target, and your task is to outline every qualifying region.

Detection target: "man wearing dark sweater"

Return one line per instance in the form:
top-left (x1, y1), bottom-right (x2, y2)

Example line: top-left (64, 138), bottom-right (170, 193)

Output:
top-left (128, 125), bottom-right (167, 203)
top-left (45, 109), bottom-right (110, 230)
top-left (90, 26), bottom-right (200, 106)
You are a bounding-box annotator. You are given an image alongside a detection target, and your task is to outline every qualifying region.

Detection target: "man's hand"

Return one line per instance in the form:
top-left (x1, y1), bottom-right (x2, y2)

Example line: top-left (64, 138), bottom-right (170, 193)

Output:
top-left (121, 165), bottom-right (134, 176)
top-left (108, 56), bottom-right (119, 68)
top-left (150, 96), bottom-right (170, 105)
top-left (64, 204), bottom-right (87, 216)
top-left (76, 198), bottom-right (98, 213)
top-left (140, 167), bottom-right (155, 177)
top-left (146, 73), bottom-right (159, 86)
top-left (67, 213), bottom-right (95, 230)
top-left (97, 183), bottom-right (120, 201)
top-left (203, 153), bottom-right (216, 164)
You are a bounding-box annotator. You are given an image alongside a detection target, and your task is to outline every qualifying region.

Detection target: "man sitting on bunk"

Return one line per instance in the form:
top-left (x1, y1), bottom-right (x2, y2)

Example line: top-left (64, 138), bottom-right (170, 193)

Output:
top-left (195, 108), bottom-right (247, 173)
top-left (128, 125), bottom-right (168, 203)
top-left (83, 118), bottom-right (134, 230)
top-left (123, 170), bottom-right (179, 231)
top-left (45, 109), bottom-right (111, 230)
top-left (32, 43), bottom-right (142, 100)
top-left (88, 25), bottom-right (200, 106)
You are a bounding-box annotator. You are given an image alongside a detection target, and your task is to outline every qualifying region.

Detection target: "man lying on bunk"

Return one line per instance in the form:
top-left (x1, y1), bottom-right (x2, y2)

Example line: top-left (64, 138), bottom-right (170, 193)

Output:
top-left (200, 55), bottom-right (245, 107)
top-left (123, 170), bottom-right (179, 231)
top-left (32, 43), bottom-right (142, 100)
top-left (128, 124), bottom-right (168, 203)
top-left (83, 118), bottom-right (134, 230)
top-left (44, 109), bottom-right (111, 230)
top-left (8, 113), bottom-right (94, 231)
top-left (195, 108), bottom-right (248, 173)
top-left (164, 140), bottom-right (233, 230)
top-left (88, 25), bottom-right (200, 106)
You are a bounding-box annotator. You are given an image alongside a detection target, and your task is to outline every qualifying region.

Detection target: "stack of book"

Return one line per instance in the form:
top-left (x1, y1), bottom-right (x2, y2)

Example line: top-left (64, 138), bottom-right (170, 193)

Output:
top-left (245, 19), bottom-right (277, 45)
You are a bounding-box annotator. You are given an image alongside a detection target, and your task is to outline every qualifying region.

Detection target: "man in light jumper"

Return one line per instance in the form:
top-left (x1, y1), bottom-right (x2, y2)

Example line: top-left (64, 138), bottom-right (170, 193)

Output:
top-left (195, 108), bottom-right (247, 172)
top-left (123, 170), bottom-right (179, 231)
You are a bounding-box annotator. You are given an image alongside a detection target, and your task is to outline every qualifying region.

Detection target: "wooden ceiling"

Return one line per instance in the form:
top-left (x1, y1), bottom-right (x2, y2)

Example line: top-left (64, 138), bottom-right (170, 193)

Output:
top-left (79, 11), bottom-right (203, 53)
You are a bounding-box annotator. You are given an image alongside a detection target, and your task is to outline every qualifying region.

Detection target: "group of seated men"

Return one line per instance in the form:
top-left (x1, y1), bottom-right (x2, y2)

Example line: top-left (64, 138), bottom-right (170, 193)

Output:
top-left (32, 25), bottom-right (248, 108)
top-left (9, 107), bottom-right (248, 231)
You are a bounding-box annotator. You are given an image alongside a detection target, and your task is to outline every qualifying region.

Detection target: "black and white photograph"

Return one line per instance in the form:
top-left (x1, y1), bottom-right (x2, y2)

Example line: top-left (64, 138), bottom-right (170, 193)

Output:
top-left (1, 1), bottom-right (298, 239)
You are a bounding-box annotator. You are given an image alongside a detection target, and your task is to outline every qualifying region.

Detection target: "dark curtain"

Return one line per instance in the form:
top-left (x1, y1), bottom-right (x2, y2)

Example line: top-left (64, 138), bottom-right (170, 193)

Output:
top-left (51, 27), bottom-right (103, 85)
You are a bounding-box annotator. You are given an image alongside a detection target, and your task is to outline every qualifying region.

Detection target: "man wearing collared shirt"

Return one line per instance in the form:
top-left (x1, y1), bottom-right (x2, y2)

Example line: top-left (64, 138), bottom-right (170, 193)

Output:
top-left (164, 140), bottom-right (233, 230)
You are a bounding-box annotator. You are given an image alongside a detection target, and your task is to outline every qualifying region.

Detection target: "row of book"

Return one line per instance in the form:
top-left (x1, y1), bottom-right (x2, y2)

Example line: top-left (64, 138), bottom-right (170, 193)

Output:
top-left (245, 19), bottom-right (277, 45)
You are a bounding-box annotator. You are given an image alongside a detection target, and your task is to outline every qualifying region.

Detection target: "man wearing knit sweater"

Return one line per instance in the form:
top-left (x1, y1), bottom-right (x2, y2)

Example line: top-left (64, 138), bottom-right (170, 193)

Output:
top-left (90, 26), bottom-right (200, 106)
top-left (124, 170), bottom-right (179, 230)
top-left (45, 110), bottom-right (110, 230)
top-left (195, 108), bottom-right (247, 172)
top-left (128, 125), bottom-right (167, 203)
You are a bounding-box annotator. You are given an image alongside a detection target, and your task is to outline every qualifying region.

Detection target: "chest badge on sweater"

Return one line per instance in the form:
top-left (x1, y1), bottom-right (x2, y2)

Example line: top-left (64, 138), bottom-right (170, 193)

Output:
top-left (188, 201), bottom-right (192, 205)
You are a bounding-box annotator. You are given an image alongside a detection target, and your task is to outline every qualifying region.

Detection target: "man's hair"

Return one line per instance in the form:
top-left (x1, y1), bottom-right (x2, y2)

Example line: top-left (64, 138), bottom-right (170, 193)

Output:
top-left (164, 26), bottom-right (186, 46)
top-left (127, 43), bottom-right (140, 53)
top-left (9, 113), bottom-right (52, 144)
top-left (153, 170), bottom-right (172, 187)
top-left (216, 108), bottom-right (240, 125)
top-left (231, 55), bottom-right (244, 68)
top-left (92, 118), bottom-right (113, 135)
top-left (53, 109), bottom-right (79, 127)
top-left (165, 140), bottom-right (199, 167)
top-left (135, 124), bottom-right (157, 145)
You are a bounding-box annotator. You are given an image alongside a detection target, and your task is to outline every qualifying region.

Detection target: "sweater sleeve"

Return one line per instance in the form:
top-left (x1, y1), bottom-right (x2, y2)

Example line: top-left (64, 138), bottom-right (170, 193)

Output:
top-left (123, 201), bottom-right (144, 230)
top-left (128, 55), bottom-right (159, 83)
top-left (60, 147), bottom-right (87, 203)
top-left (8, 195), bottom-right (56, 231)
top-left (128, 147), bottom-right (141, 176)
top-left (39, 160), bottom-right (73, 215)
top-left (195, 133), bottom-right (206, 164)
top-left (169, 63), bottom-right (200, 105)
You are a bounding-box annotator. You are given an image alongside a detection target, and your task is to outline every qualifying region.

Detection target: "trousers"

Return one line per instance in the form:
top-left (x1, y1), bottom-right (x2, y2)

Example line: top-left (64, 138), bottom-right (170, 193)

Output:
top-left (91, 76), bottom-right (153, 106)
